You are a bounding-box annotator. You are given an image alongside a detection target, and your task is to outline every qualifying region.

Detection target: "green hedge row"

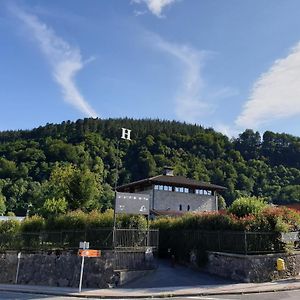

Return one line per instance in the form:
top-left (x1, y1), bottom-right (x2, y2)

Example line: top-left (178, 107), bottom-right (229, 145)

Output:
top-left (0, 209), bottom-right (147, 235)
top-left (151, 206), bottom-right (300, 233)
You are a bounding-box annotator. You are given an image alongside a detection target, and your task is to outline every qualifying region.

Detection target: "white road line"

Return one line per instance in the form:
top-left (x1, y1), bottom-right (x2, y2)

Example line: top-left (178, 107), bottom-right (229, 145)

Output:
top-left (186, 297), bottom-right (236, 300)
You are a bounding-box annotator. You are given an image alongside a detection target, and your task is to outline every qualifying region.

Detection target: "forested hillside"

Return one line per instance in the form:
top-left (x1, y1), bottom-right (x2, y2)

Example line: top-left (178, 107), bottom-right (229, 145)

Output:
top-left (0, 118), bottom-right (300, 216)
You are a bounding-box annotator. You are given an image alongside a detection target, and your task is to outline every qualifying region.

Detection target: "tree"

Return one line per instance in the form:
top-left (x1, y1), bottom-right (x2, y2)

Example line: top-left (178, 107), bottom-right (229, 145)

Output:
top-left (0, 194), bottom-right (6, 215)
top-left (41, 197), bottom-right (68, 217)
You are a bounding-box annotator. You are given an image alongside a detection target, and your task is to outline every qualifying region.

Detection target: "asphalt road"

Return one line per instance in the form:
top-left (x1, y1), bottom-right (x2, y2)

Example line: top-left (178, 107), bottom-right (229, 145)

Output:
top-left (2, 291), bottom-right (300, 300)
top-left (0, 292), bottom-right (97, 300)
top-left (122, 259), bottom-right (233, 288)
top-left (182, 290), bottom-right (300, 299)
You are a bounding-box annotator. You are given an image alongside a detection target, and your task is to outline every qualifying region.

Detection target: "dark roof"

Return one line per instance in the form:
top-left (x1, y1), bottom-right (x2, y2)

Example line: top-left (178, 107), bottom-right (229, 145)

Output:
top-left (117, 174), bottom-right (226, 192)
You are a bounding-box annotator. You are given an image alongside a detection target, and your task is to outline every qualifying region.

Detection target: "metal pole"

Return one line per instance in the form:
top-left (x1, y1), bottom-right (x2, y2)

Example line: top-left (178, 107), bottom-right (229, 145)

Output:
top-left (244, 232), bottom-right (248, 255)
top-left (78, 241), bottom-right (86, 293)
top-left (147, 214), bottom-right (150, 247)
top-left (15, 252), bottom-right (21, 284)
top-left (113, 140), bottom-right (120, 249)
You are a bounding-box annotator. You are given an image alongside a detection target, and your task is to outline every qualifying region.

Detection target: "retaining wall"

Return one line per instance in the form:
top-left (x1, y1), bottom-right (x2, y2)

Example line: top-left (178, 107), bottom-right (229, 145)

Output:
top-left (0, 250), bottom-right (155, 288)
top-left (206, 251), bottom-right (300, 283)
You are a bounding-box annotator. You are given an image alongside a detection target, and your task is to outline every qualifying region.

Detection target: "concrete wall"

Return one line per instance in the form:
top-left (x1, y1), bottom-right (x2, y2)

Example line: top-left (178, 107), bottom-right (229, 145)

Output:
top-left (206, 251), bottom-right (300, 283)
top-left (0, 250), bottom-right (156, 288)
top-left (153, 190), bottom-right (217, 212)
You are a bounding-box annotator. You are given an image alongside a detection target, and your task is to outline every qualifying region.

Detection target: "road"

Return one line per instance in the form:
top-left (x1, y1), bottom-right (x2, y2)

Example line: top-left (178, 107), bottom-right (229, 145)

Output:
top-left (0, 292), bottom-right (94, 300)
top-left (2, 290), bottom-right (300, 300)
top-left (122, 259), bottom-right (233, 288)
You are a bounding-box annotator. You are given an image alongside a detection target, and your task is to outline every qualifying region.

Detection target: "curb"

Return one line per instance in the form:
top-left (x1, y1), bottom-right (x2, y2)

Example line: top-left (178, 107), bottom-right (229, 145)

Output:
top-left (1, 284), bottom-right (300, 298)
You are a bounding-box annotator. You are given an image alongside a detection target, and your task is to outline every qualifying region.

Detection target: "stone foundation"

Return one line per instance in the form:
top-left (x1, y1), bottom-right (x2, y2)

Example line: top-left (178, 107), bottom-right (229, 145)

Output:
top-left (0, 250), bottom-right (155, 288)
top-left (206, 251), bottom-right (300, 283)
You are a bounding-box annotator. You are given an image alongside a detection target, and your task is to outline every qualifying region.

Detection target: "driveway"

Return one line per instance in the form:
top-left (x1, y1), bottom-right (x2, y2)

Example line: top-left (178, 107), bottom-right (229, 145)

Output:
top-left (122, 259), bottom-right (234, 288)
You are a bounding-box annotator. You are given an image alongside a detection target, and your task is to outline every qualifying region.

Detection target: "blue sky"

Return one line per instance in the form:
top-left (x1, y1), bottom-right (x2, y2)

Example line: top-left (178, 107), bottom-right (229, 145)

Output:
top-left (1, 0), bottom-right (300, 137)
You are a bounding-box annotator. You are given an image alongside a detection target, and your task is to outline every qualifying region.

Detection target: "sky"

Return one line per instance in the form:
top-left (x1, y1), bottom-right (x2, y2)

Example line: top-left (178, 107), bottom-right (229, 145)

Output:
top-left (1, 0), bottom-right (300, 137)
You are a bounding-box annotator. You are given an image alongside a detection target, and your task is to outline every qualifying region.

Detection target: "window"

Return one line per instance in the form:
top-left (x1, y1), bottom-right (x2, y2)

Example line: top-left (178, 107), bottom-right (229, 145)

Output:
top-left (163, 185), bottom-right (172, 191)
top-left (195, 189), bottom-right (204, 194)
top-left (179, 204), bottom-right (182, 211)
top-left (187, 205), bottom-right (190, 211)
top-left (184, 188), bottom-right (189, 193)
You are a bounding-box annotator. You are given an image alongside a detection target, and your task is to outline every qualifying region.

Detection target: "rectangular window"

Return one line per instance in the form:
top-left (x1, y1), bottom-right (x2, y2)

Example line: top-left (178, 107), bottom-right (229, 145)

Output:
top-left (163, 185), bottom-right (172, 191)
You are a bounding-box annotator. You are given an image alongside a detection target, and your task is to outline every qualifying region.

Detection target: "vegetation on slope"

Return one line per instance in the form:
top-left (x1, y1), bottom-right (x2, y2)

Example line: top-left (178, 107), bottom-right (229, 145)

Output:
top-left (0, 118), bottom-right (300, 216)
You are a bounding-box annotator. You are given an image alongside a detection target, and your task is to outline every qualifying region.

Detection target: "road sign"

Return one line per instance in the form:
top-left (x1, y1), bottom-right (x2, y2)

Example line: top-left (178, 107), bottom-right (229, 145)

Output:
top-left (78, 249), bottom-right (101, 257)
top-left (115, 192), bottom-right (150, 215)
top-left (79, 241), bottom-right (90, 249)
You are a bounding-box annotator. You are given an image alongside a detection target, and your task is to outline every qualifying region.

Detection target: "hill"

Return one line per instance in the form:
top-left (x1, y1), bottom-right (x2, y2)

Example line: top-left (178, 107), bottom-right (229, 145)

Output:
top-left (0, 118), bottom-right (300, 215)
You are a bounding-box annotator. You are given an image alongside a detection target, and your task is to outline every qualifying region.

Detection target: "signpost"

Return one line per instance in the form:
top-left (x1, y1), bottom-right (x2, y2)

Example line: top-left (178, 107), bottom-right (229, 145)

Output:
top-left (78, 241), bottom-right (101, 292)
top-left (15, 252), bottom-right (21, 284)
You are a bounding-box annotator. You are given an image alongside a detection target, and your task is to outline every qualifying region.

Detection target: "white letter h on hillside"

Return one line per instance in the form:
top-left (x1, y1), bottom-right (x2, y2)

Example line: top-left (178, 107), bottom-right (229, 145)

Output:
top-left (121, 128), bottom-right (132, 140)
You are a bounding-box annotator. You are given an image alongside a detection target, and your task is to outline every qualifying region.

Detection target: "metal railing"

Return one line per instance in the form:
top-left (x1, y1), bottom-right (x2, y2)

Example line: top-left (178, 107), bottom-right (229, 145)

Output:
top-left (159, 230), bottom-right (297, 255)
top-left (0, 228), bottom-right (159, 251)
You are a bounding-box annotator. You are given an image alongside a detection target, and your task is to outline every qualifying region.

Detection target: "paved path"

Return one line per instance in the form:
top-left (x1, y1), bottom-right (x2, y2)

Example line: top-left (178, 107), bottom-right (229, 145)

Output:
top-left (122, 259), bottom-right (233, 288)
top-left (1, 278), bottom-right (300, 298)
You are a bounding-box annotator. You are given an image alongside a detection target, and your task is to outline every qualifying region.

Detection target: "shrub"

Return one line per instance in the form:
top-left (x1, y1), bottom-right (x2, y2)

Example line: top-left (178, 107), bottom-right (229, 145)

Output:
top-left (21, 215), bottom-right (45, 232)
top-left (117, 214), bottom-right (148, 229)
top-left (228, 197), bottom-right (268, 217)
top-left (0, 219), bottom-right (20, 234)
top-left (86, 209), bottom-right (114, 228)
top-left (46, 210), bottom-right (87, 231)
top-left (0, 195), bottom-right (6, 215)
top-left (218, 195), bottom-right (227, 210)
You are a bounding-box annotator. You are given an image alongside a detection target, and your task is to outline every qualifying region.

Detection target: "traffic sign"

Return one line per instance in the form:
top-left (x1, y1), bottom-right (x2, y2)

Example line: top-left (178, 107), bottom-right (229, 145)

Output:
top-left (78, 249), bottom-right (101, 257)
top-left (79, 241), bottom-right (90, 249)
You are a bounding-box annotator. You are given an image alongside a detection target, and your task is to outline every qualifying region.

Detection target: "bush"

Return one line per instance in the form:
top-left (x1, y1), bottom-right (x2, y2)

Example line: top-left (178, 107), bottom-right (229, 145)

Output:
top-left (117, 214), bottom-right (148, 229)
top-left (21, 215), bottom-right (45, 232)
top-left (218, 195), bottom-right (227, 210)
top-left (46, 210), bottom-right (87, 231)
top-left (0, 195), bottom-right (6, 215)
top-left (228, 196), bottom-right (268, 217)
top-left (86, 209), bottom-right (114, 228)
top-left (0, 219), bottom-right (20, 234)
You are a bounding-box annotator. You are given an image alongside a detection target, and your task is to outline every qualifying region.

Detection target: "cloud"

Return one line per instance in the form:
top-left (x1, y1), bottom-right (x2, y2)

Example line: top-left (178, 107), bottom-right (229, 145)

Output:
top-left (214, 123), bottom-right (240, 138)
top-left (148, 33), bottom-right (214, 123)
top-left (236, 42), bottom-right (300, 129)
top-left (10, 5), bottom-right (98, 118)
top-left (132, 0), bottom-right (178, 17)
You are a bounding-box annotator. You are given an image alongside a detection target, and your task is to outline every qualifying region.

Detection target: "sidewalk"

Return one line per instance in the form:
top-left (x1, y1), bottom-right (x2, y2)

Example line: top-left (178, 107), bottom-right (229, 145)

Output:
top-left (1, 277), bottom-right (300, 298)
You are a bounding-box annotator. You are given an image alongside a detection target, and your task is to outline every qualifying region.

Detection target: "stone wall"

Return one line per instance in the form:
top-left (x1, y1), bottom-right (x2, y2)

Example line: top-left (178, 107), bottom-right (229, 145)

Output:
top-left (0, 250), bottom-right (155, 288)
top-left (153, 190), bottom-right (216, 212)
top-left (206, 251), bottom-right (300, 283)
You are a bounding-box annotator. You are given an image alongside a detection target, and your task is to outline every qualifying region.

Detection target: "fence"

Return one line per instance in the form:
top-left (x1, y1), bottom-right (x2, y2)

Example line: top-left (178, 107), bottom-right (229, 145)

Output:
top-left (0, 228), bottom-right (159, 252)
top-left (159, 230), bottom-right (298, 256)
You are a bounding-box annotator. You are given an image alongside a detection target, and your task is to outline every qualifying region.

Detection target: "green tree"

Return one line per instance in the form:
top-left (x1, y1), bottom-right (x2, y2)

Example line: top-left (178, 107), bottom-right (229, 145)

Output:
top-left (41, 197), bottom-right (68, 217)
top-left (0, 194), bottom-right (6, 215)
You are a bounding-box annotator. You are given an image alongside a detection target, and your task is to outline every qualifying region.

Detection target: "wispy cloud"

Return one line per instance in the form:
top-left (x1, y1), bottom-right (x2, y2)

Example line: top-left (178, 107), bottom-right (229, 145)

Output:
top-left (132, 0), bottom-right (178, 17)
top-left (236, 42), bottom-right (300, 129)
top-left (147, 33), bottom-right (214, 123)
top-left (10, 5), bottom-right (98, 118)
